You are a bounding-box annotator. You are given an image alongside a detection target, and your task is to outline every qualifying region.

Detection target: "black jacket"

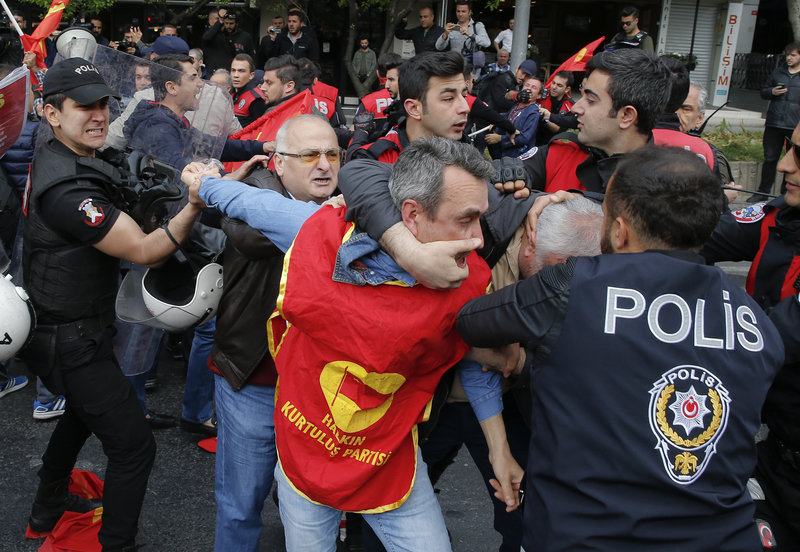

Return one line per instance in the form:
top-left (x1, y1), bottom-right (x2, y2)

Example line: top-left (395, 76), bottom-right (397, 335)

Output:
top-left (202, 22), bottom-right (256, 72)
top-left (702, 198), bottom-right (800, 448)
top-left (457, 251), bottom-right (783, 552)
top-left (761, 64), bottom-right (800, 130)
top-left (394, 21), bottom-right (444, 54)
top-left (262, 28), bottom-right (319, 62)
top-left (211, 169), bottom-right (288, 390)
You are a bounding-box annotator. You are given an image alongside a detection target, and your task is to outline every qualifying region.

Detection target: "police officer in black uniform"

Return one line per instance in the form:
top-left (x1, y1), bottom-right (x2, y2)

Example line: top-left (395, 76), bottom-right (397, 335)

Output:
top-left (457, 146), bottom-right (784, 552)
top-left (702, 120), bottom-right (800, 549)
top-left (23, 57), bottom-right (205, 551)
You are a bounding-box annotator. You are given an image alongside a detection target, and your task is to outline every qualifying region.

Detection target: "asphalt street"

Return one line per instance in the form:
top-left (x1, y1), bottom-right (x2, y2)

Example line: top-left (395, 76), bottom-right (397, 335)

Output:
top-left (0, 346), bottom-right (501, 552)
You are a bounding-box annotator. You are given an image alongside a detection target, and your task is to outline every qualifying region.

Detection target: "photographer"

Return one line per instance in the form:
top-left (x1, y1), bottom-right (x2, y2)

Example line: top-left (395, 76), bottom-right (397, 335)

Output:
top-left (23, 57), bottom-right (204, 551)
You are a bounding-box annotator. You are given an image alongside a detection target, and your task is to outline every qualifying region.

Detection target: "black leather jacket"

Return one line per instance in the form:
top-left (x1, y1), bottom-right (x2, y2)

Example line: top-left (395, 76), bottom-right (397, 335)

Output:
top-left (210, 169), bottom-right (288, 390)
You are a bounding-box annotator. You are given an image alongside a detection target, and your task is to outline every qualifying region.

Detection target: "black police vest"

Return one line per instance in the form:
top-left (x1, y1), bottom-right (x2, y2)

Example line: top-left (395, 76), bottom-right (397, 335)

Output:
top-left (23, 139), bottom-right (121, 323)
top-left (523, 252), bottom-right (783, 552)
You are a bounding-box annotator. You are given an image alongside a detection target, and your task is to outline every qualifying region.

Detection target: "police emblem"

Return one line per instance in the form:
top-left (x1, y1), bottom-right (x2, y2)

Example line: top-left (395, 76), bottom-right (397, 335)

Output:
top-left (648, 365), bottom-right (730, 485)
top-left (78, 198), bottom-right (104, 226)
top-left (519, 146), bottom-right (538, 161)
top-left (732, 203), bottom-right (766, 223)
top-left (238, 98), bottom-right (246, 110)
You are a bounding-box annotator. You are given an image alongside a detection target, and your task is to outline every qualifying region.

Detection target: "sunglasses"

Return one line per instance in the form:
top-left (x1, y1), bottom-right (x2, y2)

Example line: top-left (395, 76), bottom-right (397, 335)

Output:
top-left (784, 137), bottom-right (800, 165)
top-left (621, 20), bottom-right (634, 26)
top-left (278, 148), bottom-right (342, 164)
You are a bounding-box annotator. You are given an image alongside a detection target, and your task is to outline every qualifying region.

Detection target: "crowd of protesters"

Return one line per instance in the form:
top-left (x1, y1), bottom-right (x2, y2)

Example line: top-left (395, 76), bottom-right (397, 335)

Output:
top-left (2, 2), bottom-right (800, 551)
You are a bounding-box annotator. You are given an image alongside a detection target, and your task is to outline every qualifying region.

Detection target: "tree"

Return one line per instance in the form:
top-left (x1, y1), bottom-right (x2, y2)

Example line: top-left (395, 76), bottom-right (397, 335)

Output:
top-left (790, 0), bottom-right (800, 43)
top-left (341, 0), bottom-right (411, 98)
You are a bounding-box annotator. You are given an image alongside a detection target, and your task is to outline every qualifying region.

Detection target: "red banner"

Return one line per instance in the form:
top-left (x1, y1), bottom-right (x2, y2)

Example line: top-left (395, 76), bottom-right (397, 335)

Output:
top-left (224, 89), bottom-right (315, 173)
top-left (545, 36), bottom-right (605, 89)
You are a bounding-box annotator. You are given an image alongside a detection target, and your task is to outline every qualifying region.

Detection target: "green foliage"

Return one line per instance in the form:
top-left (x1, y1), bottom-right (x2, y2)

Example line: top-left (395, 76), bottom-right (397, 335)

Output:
top-left (19, 0), bottom-right (116, 19)
top-left (704, 120), bottom-right (764, 162)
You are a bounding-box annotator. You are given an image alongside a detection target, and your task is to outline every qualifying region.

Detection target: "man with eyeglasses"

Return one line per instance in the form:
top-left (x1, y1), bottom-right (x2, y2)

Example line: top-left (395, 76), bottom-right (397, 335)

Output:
top-left (606, 6), bottom-right (653, 52)
top-left (174, 114), bottom-right (339, 551)
top-left (189, 136), bottom-right (522, 552)
top-left (394, 6), bottom-right (444, 55)
top-left (701, 121), bottom-right (800, 549)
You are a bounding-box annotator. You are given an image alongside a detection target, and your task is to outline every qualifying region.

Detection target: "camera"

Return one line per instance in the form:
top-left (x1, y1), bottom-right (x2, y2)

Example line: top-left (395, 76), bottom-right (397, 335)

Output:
top-left (99, 148), bottom-right (183, 232)
top-left (269, 26), bottom-right (279, 34)
top-left (118, 39), bottom-right (134, 50)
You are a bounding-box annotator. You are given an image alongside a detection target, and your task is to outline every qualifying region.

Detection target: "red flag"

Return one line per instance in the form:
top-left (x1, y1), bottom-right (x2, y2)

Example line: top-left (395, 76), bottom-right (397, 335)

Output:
top-left (545, 36), bottom-right (605, 89)
top-left (26, 469), bottom-right (104, 552)
top-left (224, 89), bottom-right (315, 173)
top-left (20, 0), bottom-right (69, 75)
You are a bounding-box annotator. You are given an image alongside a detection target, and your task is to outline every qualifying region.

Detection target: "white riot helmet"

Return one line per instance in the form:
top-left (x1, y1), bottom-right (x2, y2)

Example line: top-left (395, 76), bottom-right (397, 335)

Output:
top-left (116, 258), bottom-right (223, 331)
top-left (0, 274), bottom-right (36, 362)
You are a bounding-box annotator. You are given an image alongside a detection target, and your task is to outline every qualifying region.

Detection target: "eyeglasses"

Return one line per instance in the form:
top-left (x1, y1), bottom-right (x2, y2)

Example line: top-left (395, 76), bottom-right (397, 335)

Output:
top-left (621, 20), bottom-right (634, 26)
top-left (784, 137), bottom-right (800, 165)
top-left (278, 149), bottom-right (342, 164)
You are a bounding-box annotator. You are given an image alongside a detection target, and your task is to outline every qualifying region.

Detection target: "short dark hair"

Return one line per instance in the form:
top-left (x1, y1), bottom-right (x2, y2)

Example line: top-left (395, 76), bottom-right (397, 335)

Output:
top-left (785, 41), bottom-right (800, 55)
top-left (151, 53), bottom-right (193, 102)
top-left (233, 53), bottom-right (255, 72)
top-left (43, 92), bottom-right (66, 110)
top-left (399, 51), bottom-right (464, 104)
top-left (296, 57), bottom-right (320, 87)
top-left (553, 70), bottom-right (574, 88)
top-left (620, 6), bottom-right (640, 18)
top-left (163, 23), bottom-right (177, 31)
top-left (287, 9), bottom-right (304, 21)
top-left (455, 0), bottom-right (472, 9)
top-left (377, 53), bottom-right (403, 78)
top-left (660, 56), bottom-right (690, 113)
top-left (209, 8), bottom-right (219, 16)
top-left (586, 49), bottom-right (671, 135)
top-left (606, 146), bottom-right (723, 250)
top-left (264, 54), bottom-right (300, 86)
top-left (273, 15), bottom-right (285, 22)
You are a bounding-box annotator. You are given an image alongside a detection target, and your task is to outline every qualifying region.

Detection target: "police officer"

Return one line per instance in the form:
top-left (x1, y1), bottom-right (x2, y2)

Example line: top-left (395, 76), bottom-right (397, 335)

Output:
top-left (702, 119), bottom-right (800, 548)
top-left (457, 146), bottom-right (784, 552)
top-left (23, 57), bottom-right (204, 551)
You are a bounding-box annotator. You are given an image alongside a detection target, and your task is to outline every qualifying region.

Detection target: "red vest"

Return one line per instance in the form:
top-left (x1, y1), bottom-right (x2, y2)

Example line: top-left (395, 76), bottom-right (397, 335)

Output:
top-left (359, 88), bottom-right (394, 119)
top-left (355, 128), bottom-right (404, 164)
top-left (232, 87), bottom-right (264, 118)
top-left (310, 94), bottom-right (335, 120)
top-left (313, 81), bottom-right (339, 103)
top-left (268, 207), bottom-right (491, 512)
top-left (652, 128), bottom-right (715, 170)
top-left (543, 138), bottom-right (590, 193)
top-left (539, 94), bottom-right (574, 114)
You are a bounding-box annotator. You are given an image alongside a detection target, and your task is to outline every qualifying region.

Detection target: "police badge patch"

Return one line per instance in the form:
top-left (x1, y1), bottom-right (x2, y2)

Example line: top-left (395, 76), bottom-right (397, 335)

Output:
top-left (648, 365), bottom-right (731, 485)
top-left (78, 198), bottom-right (105, 226)
top-left (519, 146), bottom-right (538, 160)
top-left (732, 203), bottom-right (766, 223)
top-left (238, 98), bottom-right (246, 110)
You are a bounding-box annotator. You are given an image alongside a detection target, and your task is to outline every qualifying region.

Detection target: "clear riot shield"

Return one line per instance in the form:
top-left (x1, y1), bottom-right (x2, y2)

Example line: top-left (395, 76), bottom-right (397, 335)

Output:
top-left (44, 42), bottom-right (235, 171)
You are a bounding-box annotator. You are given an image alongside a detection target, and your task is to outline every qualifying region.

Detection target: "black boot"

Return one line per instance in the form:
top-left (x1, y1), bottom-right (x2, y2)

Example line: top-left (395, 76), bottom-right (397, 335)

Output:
top-left (28, 478), bottom-right (102, 533)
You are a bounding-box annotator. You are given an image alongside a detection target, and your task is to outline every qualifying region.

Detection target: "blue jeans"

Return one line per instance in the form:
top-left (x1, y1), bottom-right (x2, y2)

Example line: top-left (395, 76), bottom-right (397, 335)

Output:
top-left (275, 449), bottom-right (451, 552)
top-left (214, 374), bottom-right (277, 552)
top-left (182, 318), bottom-right (216, 423)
